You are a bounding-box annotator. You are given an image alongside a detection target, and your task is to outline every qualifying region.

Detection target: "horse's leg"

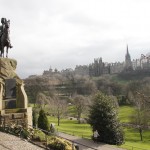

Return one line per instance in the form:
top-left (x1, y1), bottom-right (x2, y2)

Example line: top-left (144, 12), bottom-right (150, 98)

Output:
top-left (2, 48), bottom-right (4, 58)
top-left (2, 50), bottom-right (4, 58)
top-left (0, 45), bottom-right (1, 57)
top-left (1, 45), bottom-right (4, 58)
top-left (6, 46), bottom-right (8, 58)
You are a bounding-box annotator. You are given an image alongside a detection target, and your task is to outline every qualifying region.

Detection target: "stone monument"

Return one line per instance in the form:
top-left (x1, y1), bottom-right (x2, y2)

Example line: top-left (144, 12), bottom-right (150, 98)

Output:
top-left (0, 18), bottom-right (32, 127)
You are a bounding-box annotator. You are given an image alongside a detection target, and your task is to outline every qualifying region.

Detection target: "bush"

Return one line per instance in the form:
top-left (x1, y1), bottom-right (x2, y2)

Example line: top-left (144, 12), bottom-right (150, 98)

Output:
top-left (33, 129), bottom-right (46, 141)
top-left (32, 108), bottom-right (38, 127)
top-left (38, 109), bottom-right (49, 132)
top-left (21, 128), bottom-right (30, 139)
top-left (47, 136), bottom-right (73, 150)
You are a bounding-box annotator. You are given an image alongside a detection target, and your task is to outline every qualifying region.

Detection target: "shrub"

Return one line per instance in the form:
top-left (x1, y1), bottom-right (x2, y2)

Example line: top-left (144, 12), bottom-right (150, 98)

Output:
top-left (47, 136), bottom-right (73, 150)
top-left (33, 129), bottom-right (46, 141)
top-left (21, 128), bottom-right (30, 139)
top-left (32, 108), bottom-right (38, 127)
top-left (38, 109), bottom-right (49, 132)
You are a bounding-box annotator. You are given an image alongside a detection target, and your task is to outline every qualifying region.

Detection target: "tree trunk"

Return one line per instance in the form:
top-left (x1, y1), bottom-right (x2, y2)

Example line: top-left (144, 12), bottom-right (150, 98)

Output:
top-left (139, 128), bottom-right (143, 141)
top-left (78, 113), bottom-right (81, 124)
top-left (58, 116), bottom-right (60, 126)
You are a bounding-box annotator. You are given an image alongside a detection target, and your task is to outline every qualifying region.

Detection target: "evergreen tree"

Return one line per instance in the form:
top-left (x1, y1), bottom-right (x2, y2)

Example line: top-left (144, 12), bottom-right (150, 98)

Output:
top-left (89, 92), bottom-right (124, 145)
top-left (38, 109), bottom-right (49, 131)
top-left (32, 109), bottom-right (38, 127)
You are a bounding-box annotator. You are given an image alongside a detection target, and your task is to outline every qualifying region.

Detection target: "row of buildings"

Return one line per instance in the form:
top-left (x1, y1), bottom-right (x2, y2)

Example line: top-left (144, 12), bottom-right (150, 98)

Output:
top-left (42, 45), bottom-right (150, 77)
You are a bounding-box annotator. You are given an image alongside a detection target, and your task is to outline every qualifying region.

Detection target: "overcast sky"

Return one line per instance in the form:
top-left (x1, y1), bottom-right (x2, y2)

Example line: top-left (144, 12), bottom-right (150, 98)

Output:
top-left (1, 0), bottom-right (150, 78)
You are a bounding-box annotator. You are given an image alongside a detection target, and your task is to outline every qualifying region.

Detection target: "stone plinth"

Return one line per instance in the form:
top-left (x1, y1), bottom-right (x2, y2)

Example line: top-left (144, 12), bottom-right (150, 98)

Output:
top-left (0, 58), bottom-right (32, 127)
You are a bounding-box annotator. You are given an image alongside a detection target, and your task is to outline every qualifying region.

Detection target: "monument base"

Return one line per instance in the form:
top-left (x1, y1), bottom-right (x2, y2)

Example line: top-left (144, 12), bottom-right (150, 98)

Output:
top-left (0, 58), bottom-right (32, 128)
top-left (0, 107), bottom-right (32, 127)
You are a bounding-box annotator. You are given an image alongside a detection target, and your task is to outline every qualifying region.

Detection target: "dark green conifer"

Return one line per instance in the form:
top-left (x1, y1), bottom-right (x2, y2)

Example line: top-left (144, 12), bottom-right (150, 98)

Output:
top-left (89, 92), bottom-right (124, 145)
top-left (38, 109), bottom-right (49, 131)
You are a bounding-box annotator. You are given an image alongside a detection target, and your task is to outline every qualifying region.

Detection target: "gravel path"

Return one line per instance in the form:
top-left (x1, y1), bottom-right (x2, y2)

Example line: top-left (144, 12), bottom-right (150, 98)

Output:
top-left (0, 131), bottom-right (45, 150)
top-left (58, 132), bottom-right (124, 150)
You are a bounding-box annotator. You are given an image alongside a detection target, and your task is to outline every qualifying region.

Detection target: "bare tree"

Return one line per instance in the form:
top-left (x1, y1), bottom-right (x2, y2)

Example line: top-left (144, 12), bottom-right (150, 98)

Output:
top-left (125, 80), bottom-right (150, 141)
top-left (36, 92), bottom-right (49, 108)
top-left (51, 96), bottom-right (68, 126)
top-left (73, 95), bottom-right (87, 123)
top-left (130, 92), bottom-right (150, 141)
top-left (55, 99), bottom-right (67, 126)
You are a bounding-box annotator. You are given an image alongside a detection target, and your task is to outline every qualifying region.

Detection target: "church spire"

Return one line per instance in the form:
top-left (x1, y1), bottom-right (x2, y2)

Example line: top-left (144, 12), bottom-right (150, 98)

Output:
top-left (127, 44), bottom-right (129, 54)
top-left (126, 44), bottom-right (130, 58)
top-left (124, 45), bottom-right (133, 71)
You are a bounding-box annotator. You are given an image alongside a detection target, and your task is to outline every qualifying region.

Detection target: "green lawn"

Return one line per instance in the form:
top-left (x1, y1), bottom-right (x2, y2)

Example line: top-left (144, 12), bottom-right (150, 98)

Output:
top-left (118, 105), bottom-right (135, 123)
top-left (121, 128), bottom-right (150, 150)
top-left (118, 106), bottom-right (150, 150)
top-left (48, 117), bottom-right (92, 139)
top-left (47, 106), bottom-right (150, 150)
top-left (30, 103), bottom-right (150, 149)
top-left (67, 105), bottom-right (76, 117)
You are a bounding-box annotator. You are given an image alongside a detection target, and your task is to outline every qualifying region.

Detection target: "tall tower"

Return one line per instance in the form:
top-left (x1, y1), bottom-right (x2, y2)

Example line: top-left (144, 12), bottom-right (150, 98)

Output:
top-left (124, 45), bottom-right (133, 71)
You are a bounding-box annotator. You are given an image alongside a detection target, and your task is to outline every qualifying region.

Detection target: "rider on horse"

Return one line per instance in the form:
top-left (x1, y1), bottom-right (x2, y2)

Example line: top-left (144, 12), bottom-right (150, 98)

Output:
top-left (0, 18), bottom-right (13, 49)
top-left (0, 18), bottom-right (5, 39)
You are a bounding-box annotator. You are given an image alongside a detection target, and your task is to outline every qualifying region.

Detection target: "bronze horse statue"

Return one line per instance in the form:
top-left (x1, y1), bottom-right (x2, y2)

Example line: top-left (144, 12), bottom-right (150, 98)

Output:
top-left (0, 18), bottom-right (12, 58)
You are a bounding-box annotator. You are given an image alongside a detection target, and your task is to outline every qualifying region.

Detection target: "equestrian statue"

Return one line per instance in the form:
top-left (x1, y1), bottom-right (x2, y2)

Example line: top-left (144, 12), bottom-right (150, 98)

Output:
top-left (0, 18), bottom-right (13, 58)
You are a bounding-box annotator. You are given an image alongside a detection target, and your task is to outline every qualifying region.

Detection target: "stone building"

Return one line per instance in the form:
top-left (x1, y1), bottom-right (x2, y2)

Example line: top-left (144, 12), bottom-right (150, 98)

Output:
top-left (89, 46), bottom-right (134, 76)
top-left (89, 57), bottom-right (125, 76)
top-left (89, 58), bottom-right (108, 76)
top-left (132, 53), bottom-right (150, 70)
top-left (74, 65), bottom-right (89, 76)
top-left (43, 67), bottom-right (53, 76)
top-left (110, 62), bottom-right (124, 74)
top-left (41, 46), bottom-right (150, 78)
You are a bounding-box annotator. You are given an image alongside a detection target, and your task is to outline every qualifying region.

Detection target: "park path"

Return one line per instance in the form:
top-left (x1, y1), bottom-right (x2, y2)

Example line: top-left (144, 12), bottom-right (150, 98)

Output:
top-left (0, 131), bottom-right (45, 150)
top-left (0, 131), bottom-right (124, 150)
top-left (58, 132), bottom-right (124, 150)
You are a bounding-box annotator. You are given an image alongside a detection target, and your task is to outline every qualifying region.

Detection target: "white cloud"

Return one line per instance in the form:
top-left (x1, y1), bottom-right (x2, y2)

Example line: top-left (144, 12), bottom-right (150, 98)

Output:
top-left (1, 0), bottom-right (150, 78)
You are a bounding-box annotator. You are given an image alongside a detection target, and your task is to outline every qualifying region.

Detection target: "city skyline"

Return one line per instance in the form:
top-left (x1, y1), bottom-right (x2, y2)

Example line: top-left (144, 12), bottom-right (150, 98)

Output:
top-left (1, 0), bottom-right (150, 78)
top-left (41, 48), bottom-right (149, 77)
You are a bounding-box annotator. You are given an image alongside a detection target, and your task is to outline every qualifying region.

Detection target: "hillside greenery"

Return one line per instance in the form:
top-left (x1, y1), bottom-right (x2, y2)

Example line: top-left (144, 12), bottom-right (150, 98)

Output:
top-left (26, 72), bottom-right (150, 149)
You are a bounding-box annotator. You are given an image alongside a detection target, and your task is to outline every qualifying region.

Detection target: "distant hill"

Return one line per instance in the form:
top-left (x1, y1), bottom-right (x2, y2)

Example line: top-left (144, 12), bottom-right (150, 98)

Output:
top-left (24, 68), bottom-right (150, 104)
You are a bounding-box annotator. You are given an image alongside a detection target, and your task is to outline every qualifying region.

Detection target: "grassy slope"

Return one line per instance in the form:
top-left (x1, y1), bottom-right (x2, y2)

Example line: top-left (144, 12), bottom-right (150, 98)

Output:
top-left (118, 106), bottom-right (150, 150)
top-left (48, 117), bottom-right (92, 139)
top-left (118, 106), bottom-right (135, 123)
top-left (48, 106), bottom-right (150, 150)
